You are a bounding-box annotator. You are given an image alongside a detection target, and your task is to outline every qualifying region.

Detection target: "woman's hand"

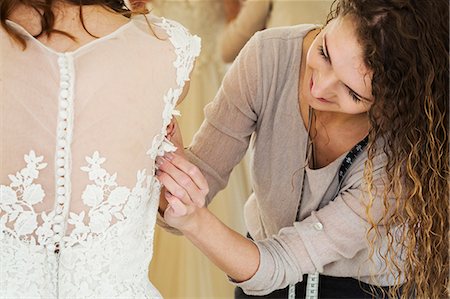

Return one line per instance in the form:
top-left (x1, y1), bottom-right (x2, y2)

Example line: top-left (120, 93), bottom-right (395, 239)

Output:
top-left (156, 154), bottom-right (260, 282)
top-left (156, 153), bottom-right (209, 232)
top-left (159, 118), bottom-right (186, 214)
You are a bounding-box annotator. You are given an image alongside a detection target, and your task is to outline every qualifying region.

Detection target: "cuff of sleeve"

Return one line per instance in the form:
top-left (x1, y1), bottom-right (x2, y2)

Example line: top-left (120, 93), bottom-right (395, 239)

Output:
top-left (293, 213), bottom-right (328, 273)
top-left (229, 225), bottom-right (315, 295)
top-left (227, 241), bottom-right (275, 295)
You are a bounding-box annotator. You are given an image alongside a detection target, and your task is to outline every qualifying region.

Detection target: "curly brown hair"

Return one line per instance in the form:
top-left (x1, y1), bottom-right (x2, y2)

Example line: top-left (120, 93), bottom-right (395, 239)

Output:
top-left (328, 0), bottom-right (448, 297)
top-left (0, 0), bottom-right (135, 49)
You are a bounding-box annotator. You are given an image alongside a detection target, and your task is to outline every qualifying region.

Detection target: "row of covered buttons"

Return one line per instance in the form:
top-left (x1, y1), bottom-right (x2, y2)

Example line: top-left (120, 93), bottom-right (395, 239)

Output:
top-left (48, 55), bottom-right (71, 253)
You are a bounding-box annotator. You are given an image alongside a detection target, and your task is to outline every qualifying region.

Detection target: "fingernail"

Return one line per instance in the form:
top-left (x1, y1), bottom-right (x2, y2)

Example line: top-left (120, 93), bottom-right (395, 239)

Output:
top-left (155, 157), bottom-right (164, 167)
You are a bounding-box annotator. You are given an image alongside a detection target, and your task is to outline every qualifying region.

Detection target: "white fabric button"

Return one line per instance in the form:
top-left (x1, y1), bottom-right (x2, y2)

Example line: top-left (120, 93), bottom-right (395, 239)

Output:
top-left (57, 150), bottom-right (66, 158)
top-left (60, 74), bottom-right (70, 82)
top-left (57, 128), bottom-right (67, 137)
top-left (59, 120), bottom-right (68, 129)
top-left (57, 177), bottom-right (65, 186)
top-left (56, 205), bottom-right (63, 214)
top-left (57, 187), bottom-right (65, 195)
top-left (57, 139), bottom-right (67, 148)
top-left (57, 195), bottom-right (66, 204)
top-left (60, 89), bottom-right (69, 99)
top-left (60, 68), bottom-right (69, 75)
top-left (313, 222), bottom-right (323, 231)
top-left (54, 215), bottom-right (64, 223)
top-left (59, 110), bottom-right (68, 120)
top-left (60, 81), bottom-right (70, 89)
top-left (56, 158), bottom-right (65, 167)
top-left (60, 99), bottom-right (69, 108)
top-left (56, 167), bottom-right (66, 176)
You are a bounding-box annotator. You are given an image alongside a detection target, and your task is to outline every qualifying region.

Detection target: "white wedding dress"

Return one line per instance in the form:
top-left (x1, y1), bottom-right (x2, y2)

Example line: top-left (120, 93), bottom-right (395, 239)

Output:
top-left (0, 13), bottom-right (200, 298)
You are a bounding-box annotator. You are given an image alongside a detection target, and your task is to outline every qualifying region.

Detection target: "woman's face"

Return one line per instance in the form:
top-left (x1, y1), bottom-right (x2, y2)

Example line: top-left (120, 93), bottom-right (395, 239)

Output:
top-left (306, 15), bottom-right (374, 115)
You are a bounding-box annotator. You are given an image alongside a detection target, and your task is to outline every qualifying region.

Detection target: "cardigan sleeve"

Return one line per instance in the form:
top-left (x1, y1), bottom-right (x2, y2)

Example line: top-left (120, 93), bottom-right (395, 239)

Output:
top-left (186, 31), bottom-right (265, 204)
top-left (219, 0), bottom-right (271, 63)
top-left (157, 31), bottom-right (264, 231)
top-left (231, 152), bottom-right (392, 295)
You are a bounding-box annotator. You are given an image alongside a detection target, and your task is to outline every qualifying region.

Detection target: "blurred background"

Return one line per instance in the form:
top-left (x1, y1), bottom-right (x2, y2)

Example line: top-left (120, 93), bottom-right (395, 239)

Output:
top-left (147, 1), bottom-right (333, 298)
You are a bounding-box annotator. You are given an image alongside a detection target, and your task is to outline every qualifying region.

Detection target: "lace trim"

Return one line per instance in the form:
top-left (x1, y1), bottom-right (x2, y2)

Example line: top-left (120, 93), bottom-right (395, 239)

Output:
top-left (146, 18), bottom-right (201, 160)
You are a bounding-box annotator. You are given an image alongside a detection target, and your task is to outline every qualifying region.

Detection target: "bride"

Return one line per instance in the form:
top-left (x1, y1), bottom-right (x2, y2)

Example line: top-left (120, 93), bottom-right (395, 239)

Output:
top-left (0, 0), bottom-right (199, 297)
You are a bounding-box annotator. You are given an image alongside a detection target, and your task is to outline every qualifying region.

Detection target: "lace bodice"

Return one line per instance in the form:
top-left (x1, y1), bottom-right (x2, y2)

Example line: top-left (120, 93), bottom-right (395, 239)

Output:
top-left (0, 14), bottom-right (200, 298)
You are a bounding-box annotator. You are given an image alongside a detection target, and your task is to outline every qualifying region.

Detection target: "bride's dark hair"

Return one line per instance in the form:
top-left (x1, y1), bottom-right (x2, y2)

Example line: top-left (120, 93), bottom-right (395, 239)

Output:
top-left (0, 0), bottom-right (136, 49)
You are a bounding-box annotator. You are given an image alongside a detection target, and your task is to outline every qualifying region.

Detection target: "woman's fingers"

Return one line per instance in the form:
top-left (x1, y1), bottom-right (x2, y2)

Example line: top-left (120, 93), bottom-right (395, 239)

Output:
top-left (155, 154), bottom-right (209, 230)
top-left (156, 154), bottom-right (208, 207)
top-left (165, 194), bottom-right (187, 217)
top-left (164, 153), bottom-right (209, 197)
top-left (156, 169), bottom-right (190, 205)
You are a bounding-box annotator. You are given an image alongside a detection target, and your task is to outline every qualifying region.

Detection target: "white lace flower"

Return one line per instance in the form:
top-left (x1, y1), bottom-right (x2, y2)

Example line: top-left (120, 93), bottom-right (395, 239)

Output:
top-left (22, 184), bottom-right (45, 205)
top-left (160, 138), bottom-right (177, 153)
top-left (89, 211), bottom-right (111, 234)
top-left (86, 151), bottom-right (105, 166)
top-left (8, 173), bottom-right (22, 188)
top-left (20, 166), bottom-right (39, 180)
top-left (108, 187), bottom-right (130, 206)
top-left (22, 151), bottom-right (47, 178)
top-left (88, 165), bottom-right (107, 181)
top-left (14, 211), bottom-right (37, 236)
top-left (190, 35), bottom-right (201, 57)
top-left (82, 185), bottom-right (104, 207)
top-left (171, 109), bottom-right (181, 117)
top-left (81, 152), bottom-right (108, 181)
top-left (35, 223), bottom-right (54, 245)
top-left (0, 185), bottom-right (17, 204)
top-left (35, 211), bottom-right (55, 245)
top-left (24, 150), bottom-right (39, 164)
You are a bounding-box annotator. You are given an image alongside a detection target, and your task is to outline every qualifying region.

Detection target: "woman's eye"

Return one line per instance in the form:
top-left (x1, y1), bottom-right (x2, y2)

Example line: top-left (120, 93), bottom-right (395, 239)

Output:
top-left (349, 89), bottom-right (362, 103)
top-left (318, 45), bottom-right (330, 62)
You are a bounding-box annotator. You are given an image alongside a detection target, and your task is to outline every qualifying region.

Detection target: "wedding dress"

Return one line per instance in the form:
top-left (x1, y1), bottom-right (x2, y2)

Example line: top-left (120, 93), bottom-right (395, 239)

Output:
top-left (0, 13), bottom-right (200, 298)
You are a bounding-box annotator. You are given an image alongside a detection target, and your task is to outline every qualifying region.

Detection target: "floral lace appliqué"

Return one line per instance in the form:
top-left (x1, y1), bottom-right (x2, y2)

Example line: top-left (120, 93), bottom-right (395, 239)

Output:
top-left (0, 151), bottom-right (55, 246)
top-left (64, 151), bottom-right (149, 247)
